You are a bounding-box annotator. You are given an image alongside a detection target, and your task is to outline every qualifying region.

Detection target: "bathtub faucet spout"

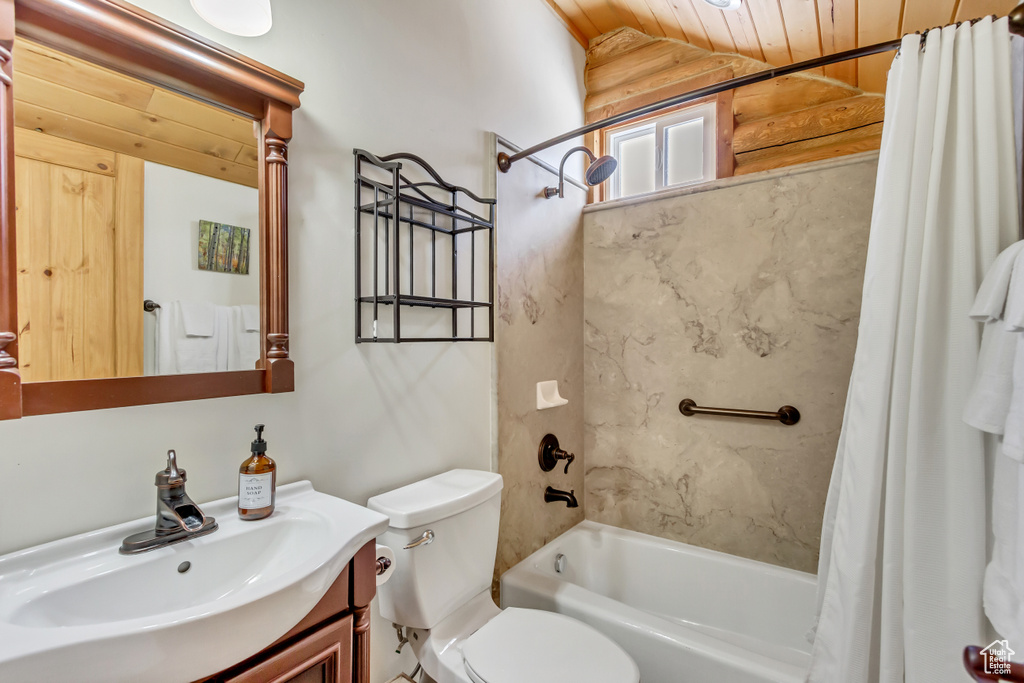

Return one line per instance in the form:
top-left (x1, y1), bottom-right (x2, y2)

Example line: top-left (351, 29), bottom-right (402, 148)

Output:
top-left (544, 486), bottom-right (579, 508)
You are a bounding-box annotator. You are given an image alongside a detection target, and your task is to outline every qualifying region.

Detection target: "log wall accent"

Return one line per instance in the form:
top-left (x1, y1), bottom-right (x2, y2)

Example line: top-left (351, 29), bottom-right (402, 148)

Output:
top-left (585, 28), bottom-right (884, 182)
top-left (548, 0), bottom-right (1018, 93)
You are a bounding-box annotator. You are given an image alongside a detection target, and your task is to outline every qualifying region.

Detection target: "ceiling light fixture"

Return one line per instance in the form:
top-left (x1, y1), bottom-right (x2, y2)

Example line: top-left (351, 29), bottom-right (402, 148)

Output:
top-left (702, 0), bottom-right (743, 10)
top-left (190, 0), bottom-right (273, 37)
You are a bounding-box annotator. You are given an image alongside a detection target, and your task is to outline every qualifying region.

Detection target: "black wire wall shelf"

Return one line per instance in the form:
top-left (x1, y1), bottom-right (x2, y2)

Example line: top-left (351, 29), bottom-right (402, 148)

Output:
top-left (354, 149), bottom-right (496, 343)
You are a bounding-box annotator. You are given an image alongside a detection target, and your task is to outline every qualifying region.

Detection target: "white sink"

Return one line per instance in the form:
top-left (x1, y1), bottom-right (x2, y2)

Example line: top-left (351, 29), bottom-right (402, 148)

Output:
top-left (0, 481), bottom-right (389, 682)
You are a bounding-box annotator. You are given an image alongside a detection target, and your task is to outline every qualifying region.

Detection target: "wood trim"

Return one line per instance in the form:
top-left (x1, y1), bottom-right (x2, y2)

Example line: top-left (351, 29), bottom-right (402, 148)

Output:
top-left (262, 101), bottom-right (292, 394)
top-left (113, 153), bottom-right (143, 378)
top-left (715, 88), bottom-right (734, 178)
top-left (222, 616), bottom-right (353, 683)
top-left (351, 542), bottom-right (377, 608)
top-left (263, 106), bottom-right (289, 363)
top-left (585, 130), bottom-right (602, 203)
top-left (598, 94), bottom-right (717, 137)
top-left (22, 369), bottom-right (266, 414)
top-left (350, 542), bottom-right (376, 683)
top-left (270, 566), bottom-right (351, 650)
top-left (352, 605), bottom-right (370, 683)
top-left (14, 0), bottom-right (302, 119)
top-left (4, 0), bottom-right (303, 417)
top-left (0, 334), bottom-right (19, 419)
top-left (540, 0), bottom-right (588, 48)
top-left (0, 0), bottom-right (19, 420)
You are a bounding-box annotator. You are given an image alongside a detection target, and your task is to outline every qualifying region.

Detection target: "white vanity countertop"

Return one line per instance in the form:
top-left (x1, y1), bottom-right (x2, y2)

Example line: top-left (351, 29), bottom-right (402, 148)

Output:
top-left (0, 481), bottom-right (389, 683)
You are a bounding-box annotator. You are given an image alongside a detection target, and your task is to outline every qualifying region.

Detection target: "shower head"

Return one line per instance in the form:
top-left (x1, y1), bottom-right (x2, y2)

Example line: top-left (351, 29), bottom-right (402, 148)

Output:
top-left (585, 155), bottom-right (618, 186)
top-left (543, 146), bottom-right (617, 199)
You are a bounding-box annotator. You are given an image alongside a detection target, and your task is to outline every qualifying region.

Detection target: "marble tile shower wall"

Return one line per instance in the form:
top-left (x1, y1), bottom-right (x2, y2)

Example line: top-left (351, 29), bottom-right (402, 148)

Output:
top-left (582, 154), bottom-right (878, 572)
top-left (494, 155), bottom-right (586, 595)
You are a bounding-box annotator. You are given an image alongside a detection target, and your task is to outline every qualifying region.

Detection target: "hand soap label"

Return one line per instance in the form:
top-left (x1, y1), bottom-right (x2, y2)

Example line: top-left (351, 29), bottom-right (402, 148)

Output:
top-left (239, 472), bottom-right (273, 509)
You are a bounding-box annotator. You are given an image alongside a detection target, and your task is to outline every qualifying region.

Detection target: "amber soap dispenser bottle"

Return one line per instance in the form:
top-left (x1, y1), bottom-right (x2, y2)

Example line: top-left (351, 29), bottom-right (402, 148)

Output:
top-left (238, 423), bottom-right (276, 520)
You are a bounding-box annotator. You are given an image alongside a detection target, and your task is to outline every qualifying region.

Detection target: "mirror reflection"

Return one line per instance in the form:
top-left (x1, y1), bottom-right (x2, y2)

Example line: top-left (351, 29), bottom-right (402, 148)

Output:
top-left (12, 38), bottom-right (261, 381)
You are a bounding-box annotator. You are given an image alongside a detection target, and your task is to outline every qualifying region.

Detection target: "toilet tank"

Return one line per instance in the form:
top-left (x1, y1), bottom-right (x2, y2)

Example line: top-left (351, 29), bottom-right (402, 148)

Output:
top-left (367, 469), bottom-right (503, 630)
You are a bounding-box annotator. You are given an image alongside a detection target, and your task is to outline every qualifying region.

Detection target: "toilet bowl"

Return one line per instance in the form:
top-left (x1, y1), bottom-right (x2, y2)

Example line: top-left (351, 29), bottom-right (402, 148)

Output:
top-left (368, 469), bottom-right (638, 683)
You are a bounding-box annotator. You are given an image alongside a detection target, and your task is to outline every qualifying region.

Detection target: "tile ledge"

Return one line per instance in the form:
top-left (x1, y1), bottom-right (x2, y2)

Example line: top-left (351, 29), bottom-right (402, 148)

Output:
top-left (584, 151), bottom-right (880, 214)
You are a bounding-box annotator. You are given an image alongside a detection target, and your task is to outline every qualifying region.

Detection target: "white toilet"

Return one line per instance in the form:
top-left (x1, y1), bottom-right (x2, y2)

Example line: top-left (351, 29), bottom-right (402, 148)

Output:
top-left (368, 469), bottom-right (639, 683)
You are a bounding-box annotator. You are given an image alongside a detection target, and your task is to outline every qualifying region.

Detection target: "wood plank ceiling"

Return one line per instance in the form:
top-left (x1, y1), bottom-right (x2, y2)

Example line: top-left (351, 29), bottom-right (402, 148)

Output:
top-left (545, 0), bottom-right (1019, 93)
top-left (13, 39), bottom-right (258, 187)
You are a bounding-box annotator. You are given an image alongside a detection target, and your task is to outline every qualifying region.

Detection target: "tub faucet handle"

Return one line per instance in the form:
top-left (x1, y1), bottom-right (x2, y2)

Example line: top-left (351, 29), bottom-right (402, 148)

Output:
top-left (560, 451), bottom-right (574, 474)
top-left (539, 434), bottom-right (576, 474)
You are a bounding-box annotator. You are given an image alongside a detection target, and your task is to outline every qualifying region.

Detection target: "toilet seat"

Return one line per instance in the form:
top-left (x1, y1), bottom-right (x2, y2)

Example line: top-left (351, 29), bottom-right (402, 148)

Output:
top-left (460, 608), bottom-right (639, 683)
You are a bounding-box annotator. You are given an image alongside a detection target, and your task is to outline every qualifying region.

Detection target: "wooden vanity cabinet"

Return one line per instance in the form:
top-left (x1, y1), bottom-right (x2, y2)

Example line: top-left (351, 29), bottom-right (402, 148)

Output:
top-left (196, 542), bottom-right (376, 683)
top-left (221, 618), bottom-right (352, 683)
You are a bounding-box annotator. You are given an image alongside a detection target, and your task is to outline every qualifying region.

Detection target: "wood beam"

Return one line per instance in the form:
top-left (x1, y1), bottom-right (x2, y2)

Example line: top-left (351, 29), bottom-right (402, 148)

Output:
top-left (733, 94), bottom-right (885, 153)
top-left (735, 122), bottom-right (883, 174)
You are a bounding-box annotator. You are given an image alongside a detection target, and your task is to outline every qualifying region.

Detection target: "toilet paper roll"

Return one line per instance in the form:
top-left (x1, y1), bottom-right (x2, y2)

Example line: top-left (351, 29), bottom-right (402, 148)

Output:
top-left (375, 544), bottom-right (396, 586)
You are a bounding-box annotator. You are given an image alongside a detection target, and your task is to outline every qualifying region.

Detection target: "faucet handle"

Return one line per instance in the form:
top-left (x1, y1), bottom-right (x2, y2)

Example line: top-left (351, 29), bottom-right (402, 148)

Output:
top-left (156, 449), bottom-right (185, 487)
top-left (539, 434), bottom-right (577, 474)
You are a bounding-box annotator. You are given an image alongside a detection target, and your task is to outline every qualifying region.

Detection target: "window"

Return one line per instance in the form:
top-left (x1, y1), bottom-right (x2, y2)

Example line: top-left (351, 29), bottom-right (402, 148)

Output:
top-left (606, 102), bottom-right (717, 200)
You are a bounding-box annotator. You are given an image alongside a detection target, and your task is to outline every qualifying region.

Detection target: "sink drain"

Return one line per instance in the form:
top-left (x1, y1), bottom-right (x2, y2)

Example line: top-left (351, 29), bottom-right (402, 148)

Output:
top-left (177, 561), bottom-right (191, 574)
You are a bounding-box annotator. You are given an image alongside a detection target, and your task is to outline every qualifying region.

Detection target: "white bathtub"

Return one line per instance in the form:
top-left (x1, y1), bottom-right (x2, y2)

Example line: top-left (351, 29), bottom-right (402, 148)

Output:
top-left (500, 521), bottom-right (816, 683)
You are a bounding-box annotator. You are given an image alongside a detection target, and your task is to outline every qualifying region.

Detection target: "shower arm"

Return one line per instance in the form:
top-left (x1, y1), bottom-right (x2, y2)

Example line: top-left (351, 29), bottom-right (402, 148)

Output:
top-left (544, 146), bottom-right (595, 199)
top-left (496, 4), bottom-right (1024, 175)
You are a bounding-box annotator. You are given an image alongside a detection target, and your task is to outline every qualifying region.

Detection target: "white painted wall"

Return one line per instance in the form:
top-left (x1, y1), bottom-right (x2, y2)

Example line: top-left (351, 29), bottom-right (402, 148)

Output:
top-left (143, 161), bottom-right (260, 307)
top-left (142, 162), bottom-right (260, 375)
top-left (0, 1), bottom-right (585, 681)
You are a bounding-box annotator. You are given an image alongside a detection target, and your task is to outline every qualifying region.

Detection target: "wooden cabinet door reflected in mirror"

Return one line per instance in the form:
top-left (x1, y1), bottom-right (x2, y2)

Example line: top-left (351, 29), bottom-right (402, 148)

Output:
top-left (16, 130), bottom-right (144, 381)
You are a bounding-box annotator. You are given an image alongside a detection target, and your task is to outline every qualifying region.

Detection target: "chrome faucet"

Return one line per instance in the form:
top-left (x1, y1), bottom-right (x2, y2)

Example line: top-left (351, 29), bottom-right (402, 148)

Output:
top-left (544, 486), bottom-right (579, 508)
top-left (119, 450), bottom-right (218, 554)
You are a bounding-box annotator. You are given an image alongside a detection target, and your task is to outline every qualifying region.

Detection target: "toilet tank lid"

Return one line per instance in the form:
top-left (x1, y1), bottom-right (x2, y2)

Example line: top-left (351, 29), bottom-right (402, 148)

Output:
top-left (367, 469), bottom-right (503, 529)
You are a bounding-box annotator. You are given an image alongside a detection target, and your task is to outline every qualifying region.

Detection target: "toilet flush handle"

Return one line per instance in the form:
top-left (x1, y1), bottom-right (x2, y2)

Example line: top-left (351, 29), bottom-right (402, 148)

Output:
top-left (403, 529), bottom-right (435, 550)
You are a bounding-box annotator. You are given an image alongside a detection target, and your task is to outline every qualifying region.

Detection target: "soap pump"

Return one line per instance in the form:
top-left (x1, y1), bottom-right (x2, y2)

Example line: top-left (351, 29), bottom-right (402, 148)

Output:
top-left (238, 423), bottom-right (276, 520)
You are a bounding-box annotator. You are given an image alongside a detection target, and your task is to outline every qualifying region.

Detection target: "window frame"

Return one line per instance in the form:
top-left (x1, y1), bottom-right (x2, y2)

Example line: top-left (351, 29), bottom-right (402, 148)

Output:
top-left (592, 93), bottom-right (734, 204)
top-left (607, 101), bottom-right (717, 200)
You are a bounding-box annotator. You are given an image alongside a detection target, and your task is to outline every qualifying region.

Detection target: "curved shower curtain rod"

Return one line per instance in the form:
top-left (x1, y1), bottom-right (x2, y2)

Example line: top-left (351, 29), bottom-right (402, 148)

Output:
top-left (497, 4), bottom-right (1024, 174)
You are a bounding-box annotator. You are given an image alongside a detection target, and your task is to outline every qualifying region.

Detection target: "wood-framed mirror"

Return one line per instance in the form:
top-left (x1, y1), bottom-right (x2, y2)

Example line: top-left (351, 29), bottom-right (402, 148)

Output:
top-left (0, 0), bottom-right (303, 419)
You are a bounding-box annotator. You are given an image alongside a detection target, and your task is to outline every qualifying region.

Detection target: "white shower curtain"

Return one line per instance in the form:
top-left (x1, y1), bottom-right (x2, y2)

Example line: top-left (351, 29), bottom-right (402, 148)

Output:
top-left (808, 17), bottom-right (1020, 683)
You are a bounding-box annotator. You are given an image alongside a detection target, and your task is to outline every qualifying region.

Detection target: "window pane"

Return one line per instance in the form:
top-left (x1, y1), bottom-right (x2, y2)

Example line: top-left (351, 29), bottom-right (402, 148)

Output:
top-left (665, 118), bottom-right (705, 187)
top-left (617, 131), bottom-right (655, 198)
